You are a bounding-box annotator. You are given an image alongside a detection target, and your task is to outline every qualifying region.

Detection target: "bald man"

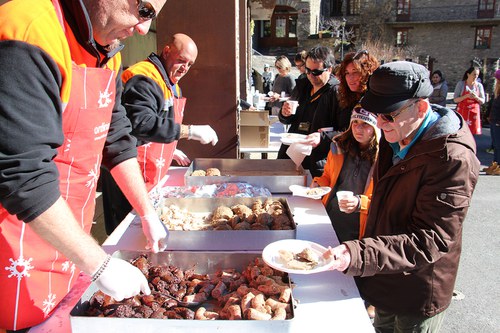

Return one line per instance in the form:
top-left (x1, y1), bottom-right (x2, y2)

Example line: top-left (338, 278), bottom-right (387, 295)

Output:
top-left (101, 33), bottom-right (218, 234)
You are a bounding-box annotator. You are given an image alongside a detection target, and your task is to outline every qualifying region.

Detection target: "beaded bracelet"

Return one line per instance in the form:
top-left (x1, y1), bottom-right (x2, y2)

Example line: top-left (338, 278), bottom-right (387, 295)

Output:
top-left (91, 254), bottom-right (111, 282)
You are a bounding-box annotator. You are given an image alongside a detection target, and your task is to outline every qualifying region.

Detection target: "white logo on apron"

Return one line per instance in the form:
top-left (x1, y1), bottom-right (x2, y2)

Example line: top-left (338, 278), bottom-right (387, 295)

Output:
top-left (42, 293), bottom-right (57, 315)
top-left (5, 256), bottom-right (34, 280)
top-left (97, 89), bottom-right (113, 108)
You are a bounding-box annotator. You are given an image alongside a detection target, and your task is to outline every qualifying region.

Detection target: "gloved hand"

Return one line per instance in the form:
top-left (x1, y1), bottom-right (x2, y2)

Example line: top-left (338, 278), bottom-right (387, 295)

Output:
top-left (94, 257), bottom-right (151, 301)
top-left (189, 125), bottom-right (218, 145)
top-left (141, 213), bottom-right (169, 253)
top-left (173, 149), bottom-right (190, 166)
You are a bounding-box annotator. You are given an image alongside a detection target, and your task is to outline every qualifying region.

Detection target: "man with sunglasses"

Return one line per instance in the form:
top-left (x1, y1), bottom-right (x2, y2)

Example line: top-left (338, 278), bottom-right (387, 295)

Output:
top-left (323, 61), bottom-right (479, 332)
top-left (278, 46), bottom-right (339, 177)
top-left (0, 0), bottom-right (168, 330)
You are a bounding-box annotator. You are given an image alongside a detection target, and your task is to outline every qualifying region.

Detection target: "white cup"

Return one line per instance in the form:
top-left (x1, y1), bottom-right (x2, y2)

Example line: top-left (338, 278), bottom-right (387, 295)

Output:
top-left (281, 91), bottom-right (286, 98)
top-left (286, 100), bottom-right (299, 114)
top-left (336, 191), bottom-right (353, 212)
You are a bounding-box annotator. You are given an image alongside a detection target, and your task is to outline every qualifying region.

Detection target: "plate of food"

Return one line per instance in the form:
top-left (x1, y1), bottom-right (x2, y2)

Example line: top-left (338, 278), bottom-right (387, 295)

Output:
top-left (289, 185), bottom-right (331, 199)
top-left (262, 239), bottom-right (334, 274)
top-left (280, 133), bottom-right (308, 145)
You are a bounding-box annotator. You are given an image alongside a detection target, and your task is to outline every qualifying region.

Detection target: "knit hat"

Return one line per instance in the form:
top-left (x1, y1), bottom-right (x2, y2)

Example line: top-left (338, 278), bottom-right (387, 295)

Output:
top-left (350, 105), bottom-right (381, 142)
top-left (361, 61), bottom-right (433, 114)
top-left (495, 69), bottom-right (500, 80)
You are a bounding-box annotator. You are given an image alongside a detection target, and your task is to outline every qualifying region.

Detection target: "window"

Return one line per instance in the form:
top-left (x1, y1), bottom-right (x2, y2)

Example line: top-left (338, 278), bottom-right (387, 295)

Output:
top-left (275, 16), bottom-right (286, 38)
top-left (256, 6), bottom-right (298, 49)
top-left (288, 16), bottom-right (297, 38)
top-left (395, 28), bottom-right (409, 46)
top-left (478, 0), bottom-right (496, 18)
top-left (475, 26), bottom-right (492, 49)
top-left (330, 0), bottom-right (343, 16)
top-left (261, 21), bottom-right (271, 37)
top-left (347, 0), bottom-right (360, 15)
top-left (396, 0), bottom-right (411, 21)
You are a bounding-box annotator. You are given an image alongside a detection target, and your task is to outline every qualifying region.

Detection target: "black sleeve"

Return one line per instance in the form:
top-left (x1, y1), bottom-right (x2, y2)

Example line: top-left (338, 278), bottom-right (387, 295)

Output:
top-left (101, 67), bottom-right (138, 170)
top-left (0, 41), bottom-right (63, 222)
top-left (239, 99), bottom-right (252, 109)
top-left (122, 75), bottom-right (180, 143)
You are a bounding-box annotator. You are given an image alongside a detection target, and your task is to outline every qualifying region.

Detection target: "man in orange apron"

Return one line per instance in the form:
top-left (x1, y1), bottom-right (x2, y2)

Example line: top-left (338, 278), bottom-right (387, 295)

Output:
top-left (101, 33), bottom-right (219, 234)
top-left (0, 0), bottom-right (168, 330)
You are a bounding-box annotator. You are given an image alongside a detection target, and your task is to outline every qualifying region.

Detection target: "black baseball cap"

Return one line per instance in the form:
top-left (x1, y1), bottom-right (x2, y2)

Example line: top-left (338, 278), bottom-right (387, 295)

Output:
top-left (361, 61), bottom-right (433, 114)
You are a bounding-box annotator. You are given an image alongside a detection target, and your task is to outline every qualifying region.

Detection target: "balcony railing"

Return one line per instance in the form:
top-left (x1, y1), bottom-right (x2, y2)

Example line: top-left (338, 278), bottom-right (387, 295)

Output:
top-left (390, 4), bottom-right (500, 23)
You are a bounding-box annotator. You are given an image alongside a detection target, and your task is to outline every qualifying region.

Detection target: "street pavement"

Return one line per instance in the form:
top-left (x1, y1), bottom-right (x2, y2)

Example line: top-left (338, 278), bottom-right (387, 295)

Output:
top-left (440, 126), bottom-right (500, 333)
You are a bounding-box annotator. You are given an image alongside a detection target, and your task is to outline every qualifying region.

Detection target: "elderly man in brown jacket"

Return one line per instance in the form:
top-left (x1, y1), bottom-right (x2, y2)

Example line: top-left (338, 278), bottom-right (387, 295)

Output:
top-left (325, 61), bottom-right (480, 333)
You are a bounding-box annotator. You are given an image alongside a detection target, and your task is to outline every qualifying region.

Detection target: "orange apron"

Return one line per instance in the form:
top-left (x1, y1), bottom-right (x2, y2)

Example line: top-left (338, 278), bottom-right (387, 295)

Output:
top-left (0, 0), bottom-right (116, 329)
top-left (456, 84), bottom-right (482, 135)
top-left (137, 97), bottom-right (186, 191)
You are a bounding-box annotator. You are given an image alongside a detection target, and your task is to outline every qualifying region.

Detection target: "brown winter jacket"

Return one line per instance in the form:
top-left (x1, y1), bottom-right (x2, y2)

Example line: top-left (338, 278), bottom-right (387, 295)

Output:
top-left (344, 105), bottom-right (480, 317)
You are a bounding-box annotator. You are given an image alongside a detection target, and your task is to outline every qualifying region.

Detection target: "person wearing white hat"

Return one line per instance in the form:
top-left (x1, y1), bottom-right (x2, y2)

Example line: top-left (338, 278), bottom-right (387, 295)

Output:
top-left (323, 61), bottom-right (480, 333)
top-left (312, 106), bottom-right (380, 242)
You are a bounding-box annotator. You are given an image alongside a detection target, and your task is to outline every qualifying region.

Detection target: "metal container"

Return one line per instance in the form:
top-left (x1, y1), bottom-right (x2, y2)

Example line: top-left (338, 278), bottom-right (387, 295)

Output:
top-left (184, 158), bottom-right (308, 193)
top-left (158, 197), bottom-right (296, 251)
top-left (70, 251), bottom-right (294, 333)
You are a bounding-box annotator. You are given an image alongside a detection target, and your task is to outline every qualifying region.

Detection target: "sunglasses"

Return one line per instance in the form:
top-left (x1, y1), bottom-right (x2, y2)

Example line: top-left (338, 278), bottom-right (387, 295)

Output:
top-left (379, 99), bottom-right (419, 123)
top-left (137, 0), bottom-right (156, 20)
top-left (353, 50), bottom-right (369, 60)
top-left (305, 67), bottom-right (329, 76)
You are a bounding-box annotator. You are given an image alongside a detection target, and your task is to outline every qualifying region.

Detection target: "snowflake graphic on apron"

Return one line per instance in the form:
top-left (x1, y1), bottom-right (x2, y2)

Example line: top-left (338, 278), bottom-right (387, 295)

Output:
top-left (5, 256), bottom-right (34, 280)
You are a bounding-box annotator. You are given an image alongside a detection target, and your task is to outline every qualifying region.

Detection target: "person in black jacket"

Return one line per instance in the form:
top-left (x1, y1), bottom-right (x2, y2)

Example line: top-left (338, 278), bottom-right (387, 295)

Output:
top-left (277, 46), bottom-right (339, 177)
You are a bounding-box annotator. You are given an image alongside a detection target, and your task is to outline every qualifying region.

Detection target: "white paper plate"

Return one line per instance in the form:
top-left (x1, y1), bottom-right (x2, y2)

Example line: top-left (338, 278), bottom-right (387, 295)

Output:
top-left (289, 185), bottom-right (331, 199)
top-left (280, 133), bottom-right (308, 145)
top-left (262, 239), bottom-right (334, 274)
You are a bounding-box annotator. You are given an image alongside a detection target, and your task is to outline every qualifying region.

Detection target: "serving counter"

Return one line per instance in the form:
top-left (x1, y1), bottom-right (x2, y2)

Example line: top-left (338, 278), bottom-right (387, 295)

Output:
top-left (29, 167), bottom-right (374, 333)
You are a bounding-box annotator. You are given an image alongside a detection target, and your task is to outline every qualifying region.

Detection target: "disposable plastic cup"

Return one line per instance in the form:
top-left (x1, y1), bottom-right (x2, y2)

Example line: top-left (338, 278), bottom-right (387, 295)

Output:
top-left (336, 191), bottom-right (353, 212)
top-left (286, 100), bottom-right (299, 114)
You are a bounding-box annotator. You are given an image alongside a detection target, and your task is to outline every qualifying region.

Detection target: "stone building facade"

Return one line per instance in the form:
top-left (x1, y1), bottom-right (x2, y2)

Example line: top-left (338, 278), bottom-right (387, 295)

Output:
top-left (254, 0), bottom-right (499, 94)
top-left (320, 0), bottom-right (500, 94)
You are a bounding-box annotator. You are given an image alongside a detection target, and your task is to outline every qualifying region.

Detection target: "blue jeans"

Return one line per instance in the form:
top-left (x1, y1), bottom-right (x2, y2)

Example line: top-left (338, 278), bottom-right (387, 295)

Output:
top-left (374, 308), bottom-right (446, 333)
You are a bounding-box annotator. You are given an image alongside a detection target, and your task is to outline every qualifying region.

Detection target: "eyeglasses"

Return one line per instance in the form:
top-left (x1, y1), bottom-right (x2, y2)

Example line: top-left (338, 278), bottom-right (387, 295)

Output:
top-left (296, 63), bottom-right (305, 69)
top-left (137, 0), bottom-right (156, 21)
top-left (353, 50), bottom-right (369, 60)
top-left (305, 67), bottom-right (329, 76)
top-left (379, 99), bottom-right (419, 123)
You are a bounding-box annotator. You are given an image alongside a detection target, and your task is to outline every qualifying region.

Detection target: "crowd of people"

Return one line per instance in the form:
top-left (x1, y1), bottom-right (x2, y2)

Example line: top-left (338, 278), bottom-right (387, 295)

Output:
top-left (0, 0), bottom-right (491, 332)
top-left (270, 47), bottom-right (483, 332)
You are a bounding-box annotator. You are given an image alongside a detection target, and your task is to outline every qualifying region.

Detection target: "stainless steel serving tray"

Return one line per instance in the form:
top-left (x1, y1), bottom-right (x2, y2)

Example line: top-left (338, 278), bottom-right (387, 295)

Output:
top-left (70, 251), bottom-right (295, 333)
top-left (184, 158), bottom-right (308, 193)
top-left (158, 197), bottom-right (296, 251)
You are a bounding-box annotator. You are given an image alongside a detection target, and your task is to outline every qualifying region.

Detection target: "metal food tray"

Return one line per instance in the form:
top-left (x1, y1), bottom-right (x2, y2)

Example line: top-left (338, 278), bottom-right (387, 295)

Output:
top-left (159, 197), bottom-right (296, 251)
top-left (184, 158), bottom-right (308, 193)
top-left (70, 251), bottom-right (295, 333)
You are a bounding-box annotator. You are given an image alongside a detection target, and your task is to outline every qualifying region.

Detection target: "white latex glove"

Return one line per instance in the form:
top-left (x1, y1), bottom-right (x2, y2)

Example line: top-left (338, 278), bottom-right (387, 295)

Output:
top-left (173, 149), bottom-right (190, 166)
top-left (95, 258), bottom-right (151, 301)
top-left (141, 213), bottom-right (168, 253)
top-left (189, 125), bottom-right (218, 145)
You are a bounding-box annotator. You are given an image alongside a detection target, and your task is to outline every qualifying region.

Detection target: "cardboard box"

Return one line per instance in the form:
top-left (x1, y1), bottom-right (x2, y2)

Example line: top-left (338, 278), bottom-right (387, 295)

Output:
top-left (240, 110), bottom-right (269, 126)
top-left (239, 110), bottom-right (270, 148)
top-left (240, 125), bottom-right (269, 148)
